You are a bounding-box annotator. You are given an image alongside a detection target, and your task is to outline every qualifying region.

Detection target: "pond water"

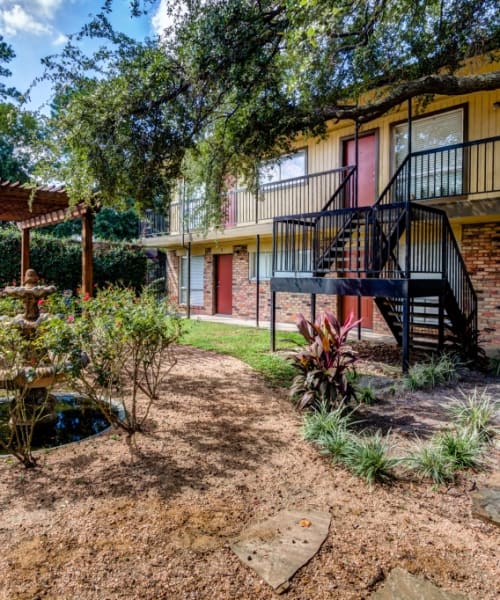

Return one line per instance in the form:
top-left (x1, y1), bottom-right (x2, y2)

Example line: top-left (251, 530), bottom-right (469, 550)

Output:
top-left (0, 394), bottom-right (114, 453)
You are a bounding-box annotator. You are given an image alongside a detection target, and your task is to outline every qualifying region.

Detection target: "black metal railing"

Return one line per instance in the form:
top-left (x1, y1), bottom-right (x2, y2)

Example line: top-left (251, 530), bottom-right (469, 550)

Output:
top-left (273, 201), bottom-right (477, 340)
top-left (377, 136), bottom-right (500, 206)
top-left (139, 209), bottom-right (169, 237)
top-left (139, 166), bottom-right (357, 236)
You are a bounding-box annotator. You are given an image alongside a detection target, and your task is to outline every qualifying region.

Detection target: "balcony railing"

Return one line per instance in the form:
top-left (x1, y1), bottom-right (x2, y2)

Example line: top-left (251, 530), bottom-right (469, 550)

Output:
top-left (377, 135), bottom-right (500, 206)
top-left (138, 166), bottom-right (355, 236)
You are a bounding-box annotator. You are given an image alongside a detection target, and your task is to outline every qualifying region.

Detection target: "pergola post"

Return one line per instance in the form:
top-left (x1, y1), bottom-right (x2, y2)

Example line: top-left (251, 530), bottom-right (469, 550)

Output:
top-left (21, 228), bottom-right (30, 283)
top-left (81, 209), bottom-right (94, 296)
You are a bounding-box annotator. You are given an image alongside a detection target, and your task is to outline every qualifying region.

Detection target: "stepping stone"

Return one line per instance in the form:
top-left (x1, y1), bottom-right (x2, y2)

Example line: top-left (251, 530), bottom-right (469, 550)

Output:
top-left (370, 568), bottom-right (468, 599)
top-left (231, 509), bottom-right (330, 590)
top-left (471, 473), bottom-right (500, 527)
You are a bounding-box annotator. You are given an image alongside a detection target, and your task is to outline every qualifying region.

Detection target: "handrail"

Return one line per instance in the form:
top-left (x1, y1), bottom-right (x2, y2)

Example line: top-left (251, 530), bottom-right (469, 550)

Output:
top-left (375, 135), bottom-right (500, 206)
top-left (321, 165), bottom-right (356, 211)
top-left (375, 156), bottom-right (410, 206)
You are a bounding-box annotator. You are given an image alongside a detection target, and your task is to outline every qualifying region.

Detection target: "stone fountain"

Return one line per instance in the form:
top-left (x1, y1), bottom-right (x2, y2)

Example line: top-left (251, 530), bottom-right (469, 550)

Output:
top-left (0, 270), bottom-right (112, 456)
top-left (0, 269), bottom-right (58, 395)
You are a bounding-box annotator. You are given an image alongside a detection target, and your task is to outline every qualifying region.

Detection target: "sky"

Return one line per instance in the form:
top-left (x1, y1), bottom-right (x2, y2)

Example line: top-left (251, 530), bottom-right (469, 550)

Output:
top-left (0, 0), bottom-right (172, 111)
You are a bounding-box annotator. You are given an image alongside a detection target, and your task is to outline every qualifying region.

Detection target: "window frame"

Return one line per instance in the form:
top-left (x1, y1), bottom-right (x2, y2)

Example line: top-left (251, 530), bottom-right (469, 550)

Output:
top-left (179, 255), bottom-right (204, 306)
top-left (258, 148), bottom-right (308, 188)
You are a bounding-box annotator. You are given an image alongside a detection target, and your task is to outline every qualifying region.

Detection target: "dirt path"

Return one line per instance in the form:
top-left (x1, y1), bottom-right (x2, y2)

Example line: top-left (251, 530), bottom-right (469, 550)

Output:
top-left (0, 346), bottom-right (498, 600)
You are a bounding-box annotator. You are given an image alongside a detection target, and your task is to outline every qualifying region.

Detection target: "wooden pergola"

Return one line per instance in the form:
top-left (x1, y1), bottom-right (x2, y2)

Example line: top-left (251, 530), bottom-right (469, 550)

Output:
top-left (0, 181), bottom-right (94, 295)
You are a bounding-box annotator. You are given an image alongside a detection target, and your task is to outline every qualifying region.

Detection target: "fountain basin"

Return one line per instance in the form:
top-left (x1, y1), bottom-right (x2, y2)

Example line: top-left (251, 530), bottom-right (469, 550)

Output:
top-left (0, 393), bottom-right (121, 453)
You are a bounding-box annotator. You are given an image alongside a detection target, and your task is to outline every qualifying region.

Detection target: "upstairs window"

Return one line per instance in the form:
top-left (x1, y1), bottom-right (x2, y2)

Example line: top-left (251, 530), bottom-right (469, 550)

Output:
top-left (393, 108), bottom-right (464, 199)
top-left (259, 150), bottom-right (307, 186)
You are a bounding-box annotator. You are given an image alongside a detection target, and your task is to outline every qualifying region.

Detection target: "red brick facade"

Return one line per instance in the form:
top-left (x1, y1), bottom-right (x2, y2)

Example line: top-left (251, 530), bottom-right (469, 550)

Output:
top-left (169, 244), bottom-right (393, 333)
top-left (461, 221), bottom-right (500, 345)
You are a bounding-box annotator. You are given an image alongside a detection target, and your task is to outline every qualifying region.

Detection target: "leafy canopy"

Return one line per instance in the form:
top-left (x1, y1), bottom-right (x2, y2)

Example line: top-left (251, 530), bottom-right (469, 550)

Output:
top-left (40, 0), bottom-right (500, 214)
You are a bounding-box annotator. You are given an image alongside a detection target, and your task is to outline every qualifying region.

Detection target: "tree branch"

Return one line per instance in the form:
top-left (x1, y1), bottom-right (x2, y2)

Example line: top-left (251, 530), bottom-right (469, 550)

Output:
top-left (317, 71), bottom-right (500, 123)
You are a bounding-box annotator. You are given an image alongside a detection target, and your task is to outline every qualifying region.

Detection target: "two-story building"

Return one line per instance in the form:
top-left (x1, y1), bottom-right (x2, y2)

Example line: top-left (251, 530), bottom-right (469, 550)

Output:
top-left (140, 57), bottom-right (500, 366)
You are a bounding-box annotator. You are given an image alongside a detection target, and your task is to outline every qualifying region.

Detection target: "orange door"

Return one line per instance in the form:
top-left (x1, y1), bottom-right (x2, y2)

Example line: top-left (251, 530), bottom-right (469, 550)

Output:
top-left (216, 254), bottom-right (233, 314)
top-left (342, 134), bottom-right (377, 328)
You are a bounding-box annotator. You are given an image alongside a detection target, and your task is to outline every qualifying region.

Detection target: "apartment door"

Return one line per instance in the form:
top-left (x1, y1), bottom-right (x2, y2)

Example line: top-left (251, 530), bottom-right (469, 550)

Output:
top-left (216, 254), bottom-right (233, 314)
top-left (341, 133), bottom-right (377, 328)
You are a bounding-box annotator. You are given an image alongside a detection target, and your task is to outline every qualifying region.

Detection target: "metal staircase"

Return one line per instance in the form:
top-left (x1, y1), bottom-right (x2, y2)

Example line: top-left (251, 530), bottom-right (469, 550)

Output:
top-left (271, 136), bottom-right (500, 368)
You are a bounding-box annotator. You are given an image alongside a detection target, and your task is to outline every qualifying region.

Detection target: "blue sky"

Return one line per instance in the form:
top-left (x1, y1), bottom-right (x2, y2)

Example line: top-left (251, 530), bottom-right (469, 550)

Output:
top-left (0, 0), bottom-right (172, 111)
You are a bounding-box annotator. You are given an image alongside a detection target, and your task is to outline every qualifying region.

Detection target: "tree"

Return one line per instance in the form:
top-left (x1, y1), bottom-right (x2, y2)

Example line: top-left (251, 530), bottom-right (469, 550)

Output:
top-left (0, 35), bottom-right (46, 183)
top-left (0, 103), bottom-right (46, 182)
top-left (41, 0), bottom-right (500, 215)
top-left (43, 207), bottom-right (140, 241)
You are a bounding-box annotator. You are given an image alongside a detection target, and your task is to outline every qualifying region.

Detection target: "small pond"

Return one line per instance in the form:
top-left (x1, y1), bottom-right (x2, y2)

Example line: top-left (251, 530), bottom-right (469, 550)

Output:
top-left (0, 394), bottom-right (115, 453)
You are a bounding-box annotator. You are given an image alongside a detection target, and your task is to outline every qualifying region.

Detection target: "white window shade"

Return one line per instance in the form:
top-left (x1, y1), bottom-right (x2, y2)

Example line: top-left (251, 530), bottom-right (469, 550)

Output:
top-left (394, 109), bottom-right (464, 199)
top-left (180, 255), bottom-right (204, 305)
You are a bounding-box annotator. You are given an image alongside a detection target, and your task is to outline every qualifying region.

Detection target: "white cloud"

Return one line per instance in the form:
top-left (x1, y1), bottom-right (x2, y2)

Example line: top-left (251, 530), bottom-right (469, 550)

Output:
top-left (52, 32), bottom-right (68, 46)
top-left (152, 0), bottom-right (188, 37)
top-left (0, 4), bottom-right (51, 36)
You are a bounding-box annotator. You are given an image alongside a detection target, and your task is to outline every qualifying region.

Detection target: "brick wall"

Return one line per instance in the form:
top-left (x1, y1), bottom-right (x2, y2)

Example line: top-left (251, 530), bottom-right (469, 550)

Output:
top-left (461, 221), bottom-right (500, 345)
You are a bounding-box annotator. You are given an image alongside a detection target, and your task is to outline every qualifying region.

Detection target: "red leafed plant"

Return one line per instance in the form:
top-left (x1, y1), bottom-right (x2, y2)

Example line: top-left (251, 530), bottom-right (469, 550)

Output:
top-left (290, 311), bottom-right (361, 410)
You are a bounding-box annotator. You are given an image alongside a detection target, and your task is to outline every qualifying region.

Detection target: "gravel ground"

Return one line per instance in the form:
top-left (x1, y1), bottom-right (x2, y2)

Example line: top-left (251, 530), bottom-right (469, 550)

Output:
top-left (0, 345), bottom-right (498, 600)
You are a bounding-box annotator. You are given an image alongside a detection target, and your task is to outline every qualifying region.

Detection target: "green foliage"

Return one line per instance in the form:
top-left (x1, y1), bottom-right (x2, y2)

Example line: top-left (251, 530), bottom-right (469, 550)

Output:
top-left (437, 429), bottom-right (483, 470)
top-left (0, 228), bottom-right (146, 292)
top-left (342, 432), bottom-right (400, 484)
top-left (42, 208), bottom-right (140, 242)
top-left (301, 401), bottom-right (352, 442)
top-left (67, 287), bottom-right (183, 434)
top-left (37, 1), bottom-right (500, 213)
top-left (404, 354), bottom-right (460, 391)
top-left (407, 442), bottom-right (455, 484)
top-left (356, 384), bottom-right (377, 405)
top-left (448, 388), bottom-right (498, 442)
top-left (290, 311), bottom-right (360, 410)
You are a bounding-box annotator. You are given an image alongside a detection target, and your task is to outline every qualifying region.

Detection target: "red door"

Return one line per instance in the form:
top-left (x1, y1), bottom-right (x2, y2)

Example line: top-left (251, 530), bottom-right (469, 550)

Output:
top-left (216, 254), bottom-right (233, 314)
top-left (342, 134), bottom-right (377, 328)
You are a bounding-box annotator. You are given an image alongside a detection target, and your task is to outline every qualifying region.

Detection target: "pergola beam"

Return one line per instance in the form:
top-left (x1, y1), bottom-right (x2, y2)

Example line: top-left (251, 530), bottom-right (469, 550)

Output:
top-left (0, 180), bottom-right (97, 294)
top-left (18, 203), bottom-right (91, 230)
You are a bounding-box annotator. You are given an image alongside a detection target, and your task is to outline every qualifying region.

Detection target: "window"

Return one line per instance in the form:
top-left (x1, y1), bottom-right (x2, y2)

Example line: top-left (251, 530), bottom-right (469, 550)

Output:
top-left (179, 255), bottom-right (204, 305)
top-left (259, 150), bottom-right (307, 186)
top-left (249, 252), bottom-right (273, 280)
top-left (249, 250), bottom-right (313, 279)
top-left (393, 108), bottom-right (464, 199)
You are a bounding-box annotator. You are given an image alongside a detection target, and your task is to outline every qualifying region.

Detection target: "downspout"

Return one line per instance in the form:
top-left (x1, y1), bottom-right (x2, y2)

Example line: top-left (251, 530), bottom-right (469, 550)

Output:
top-left (181, 179), bottom-right (192, 320)
top-left (355, 120), bottom-right (362, 340)
top-left (402, 98), bottom-right (413, 371)
top-left (187, 241), bottom-right (191, 319)
top-left (256, 234), bottom-right (260, 327)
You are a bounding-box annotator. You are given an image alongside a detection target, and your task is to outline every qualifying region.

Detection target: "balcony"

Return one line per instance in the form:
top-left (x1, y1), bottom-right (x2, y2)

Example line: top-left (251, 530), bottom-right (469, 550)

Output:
top-left (138, 166), bottom-right (355, 237)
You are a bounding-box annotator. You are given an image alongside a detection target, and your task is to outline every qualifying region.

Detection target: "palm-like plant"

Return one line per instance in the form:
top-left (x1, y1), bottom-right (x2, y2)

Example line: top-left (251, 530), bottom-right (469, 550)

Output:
top-left (290, 311), bottom-right (361, 410)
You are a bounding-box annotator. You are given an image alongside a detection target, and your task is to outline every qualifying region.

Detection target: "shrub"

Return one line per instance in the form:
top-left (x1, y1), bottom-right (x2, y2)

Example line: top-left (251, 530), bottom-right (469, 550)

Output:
top-left (356, 384), bottom-right (377, 405)
top-left (0, 228), bottom-right (147, 291)
top-left (437, 429), bottom-right (483, 470)
top-left (406, 442), bottom-right (454, 484)
top-left (342, 431), bottom-right (400, 484)
top-left (290, 311), bottom-right (360, 410)
top-left (301, 401), bottom-right (353, 442)
top-left (67, 287), bottom-right (183, 435)
top-left (448, 388), bottom-right (497, 442)
top-left (404, 354), bottom-right (460, 391)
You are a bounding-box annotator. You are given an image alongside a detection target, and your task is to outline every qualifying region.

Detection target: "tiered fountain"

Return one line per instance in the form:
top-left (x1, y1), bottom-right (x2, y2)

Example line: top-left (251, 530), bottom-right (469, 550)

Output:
top-left (0, 269), bottom-right (110, 455)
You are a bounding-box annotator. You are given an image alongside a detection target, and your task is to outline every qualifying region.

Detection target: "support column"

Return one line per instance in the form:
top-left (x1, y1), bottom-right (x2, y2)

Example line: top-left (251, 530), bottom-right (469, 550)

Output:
top-left (21, 228), bottom-right (30, 283)
top-left (270, 291), bottom-right (276, 352)
top-left (81, 210), bottom-right (94, 296)
top-left (310, 293), bottom-right (316, 323)
top-left (256, 234), bottom-right (260, 327)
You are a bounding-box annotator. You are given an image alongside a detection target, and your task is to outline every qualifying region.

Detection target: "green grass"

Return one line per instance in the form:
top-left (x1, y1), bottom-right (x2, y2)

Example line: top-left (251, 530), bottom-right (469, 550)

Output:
top-left (179, 320), bottom-right (304, 388)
